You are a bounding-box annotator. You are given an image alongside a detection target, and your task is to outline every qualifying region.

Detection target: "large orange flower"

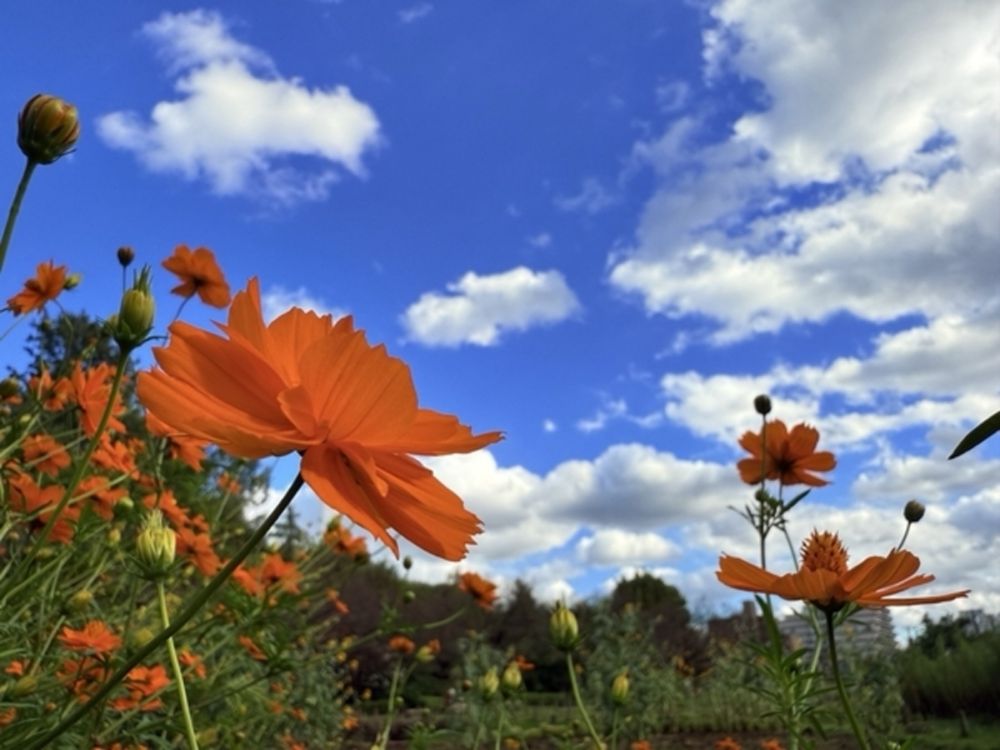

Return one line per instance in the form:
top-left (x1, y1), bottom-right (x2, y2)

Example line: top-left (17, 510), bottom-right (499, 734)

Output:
top-left (7, 260), bottom-right (67, 314)
top-left (137, 279), bottom-right (502, 560)
top-left (737, 419), bottom-right (836, 487)
top-left (717, 530), bottom-right (969, 612)
top-left (162, 244), bottom-right (231, 308)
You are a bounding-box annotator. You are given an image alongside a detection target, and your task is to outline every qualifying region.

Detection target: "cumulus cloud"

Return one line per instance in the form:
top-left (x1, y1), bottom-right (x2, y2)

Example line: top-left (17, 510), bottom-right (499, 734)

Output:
top-left (261, 285), bottom-right (346, 322)
top-left (398, 3), bottom-right (433, 24)
top-left (555, 177), bottom-right (618, 214)
top-left (609, 1), bottom-right (1000, 342)
top-left (401, 266), bottom-right (581, 346)
top-left (98, 10), bottom-right (381, 205)
top-left (576, 397), bottom-right (663, 433)
top-left (576, 529), bottom-right (679, 566)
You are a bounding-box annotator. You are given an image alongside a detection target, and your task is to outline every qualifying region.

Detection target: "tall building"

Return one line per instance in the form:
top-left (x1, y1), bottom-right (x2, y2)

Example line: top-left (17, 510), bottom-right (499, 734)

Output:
top-left (780, 606), bottom-right (896, 656)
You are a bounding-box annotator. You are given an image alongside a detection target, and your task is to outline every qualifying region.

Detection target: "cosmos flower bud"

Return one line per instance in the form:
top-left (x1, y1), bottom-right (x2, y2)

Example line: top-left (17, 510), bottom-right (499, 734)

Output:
top-left (501, 661), bottom-right (522, 693)
top-left (63, 273), bottom-right (82, 290)
top-left (17, 94), bottom-right (80, 164)
top-left (479, 667), bottom-right (500, 699)
top-left (67, 589), bottom-right (94, 613)
top-left (0, 378), bottom-right (20, 400)
top-left (904, 500), bottom-right (925, 523)
top-left (415, 639), bottom-right (440, 664)
top-left (11, 675), bottom-right (38, 698)
top-left (754, 394), bottom-right (772, 416)
top-left (135, 510), bottom-right (176, 578)
top-left (117, 246), bottom-right (135, 267)
top-left (610, 671), bottom-right (629, 706)
top-left (403, 556), bottom-right (413, 570)
top-left (114, 265), bottom-right (155, 351)
top-left (549, 601), bottom-right (579, 652)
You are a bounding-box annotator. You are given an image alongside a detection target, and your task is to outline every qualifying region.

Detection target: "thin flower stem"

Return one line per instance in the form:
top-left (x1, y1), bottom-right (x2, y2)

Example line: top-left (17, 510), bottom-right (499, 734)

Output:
top-left (24, 473), bottom-right (306, 750)
top-left (0, 158), bottom-right (37, 275)
top-left (825, 611), bottom-right (871, 750)
top-left (758, 416), bottom-right (768, 570)
top-left (566, 652), bottom-right (605, 749)
top-left (494, 699), bottom-right (506, 750)
top-left (375, 658), bottom-right (405, 750)
top-left (896, 521), bottom-right (912, 551)
top-left (157, 581), bottom-right (200, 750)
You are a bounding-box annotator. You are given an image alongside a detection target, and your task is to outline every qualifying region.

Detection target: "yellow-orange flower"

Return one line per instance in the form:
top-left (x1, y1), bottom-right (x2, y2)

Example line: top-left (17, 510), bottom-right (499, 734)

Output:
top-left (737, 419), bottom-right (836, 487)
top-left (137, 279), bottom-right (502, 560)
top-left (717, 530), bottom-right (969, 612)
top-left (161, 244), bottom-right (231, 308)
top-left (59, 621), bottom-right (121, 656)
top-left (458, 571), bottom-right (498, 610)
top-left (7, 260), bottom-right (68, 314)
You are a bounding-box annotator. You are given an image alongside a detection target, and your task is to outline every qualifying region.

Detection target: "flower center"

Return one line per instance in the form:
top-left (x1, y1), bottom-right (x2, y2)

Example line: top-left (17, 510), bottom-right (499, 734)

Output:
top-left (800, 530), bottom-right (848, 574)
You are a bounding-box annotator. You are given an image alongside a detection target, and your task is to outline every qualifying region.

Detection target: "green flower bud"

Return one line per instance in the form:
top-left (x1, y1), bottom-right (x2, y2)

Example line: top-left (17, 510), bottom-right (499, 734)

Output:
top-left (479, 667), bottom-right (499, 700)
top-left (135, 510), bottom-right (175, 578)
top-left (67, 589), bottom-right (94, 613)
top-left (501, 661), bottom-right (522, 693)
top-left (63, 273), bottom-right (82, 290)
top-left (117, 245), bottom-right (135, 267)
top-left (18, 94), bottom-right (80, 164)
top-left (11, 674), bottom-right (38, 698)
top-left (0, 378), bottom-right (20, 400)
top-left (754, 394), bottom-right (772, 416)
top-left (129, 626), bottom-right (155, 650)
top-left (114, 265), bottom-right (155, 350)
top-left (549, 601), bottom-right (579, 652)
top-left (610, 671), bottom-right (629, 706)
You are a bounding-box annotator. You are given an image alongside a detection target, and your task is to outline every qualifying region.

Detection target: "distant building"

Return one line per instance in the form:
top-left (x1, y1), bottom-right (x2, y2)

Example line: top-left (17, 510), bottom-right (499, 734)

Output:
top-left (708, 600), bottom-right (768, 645)
top-left (780, 607), bottom-right (896, 657)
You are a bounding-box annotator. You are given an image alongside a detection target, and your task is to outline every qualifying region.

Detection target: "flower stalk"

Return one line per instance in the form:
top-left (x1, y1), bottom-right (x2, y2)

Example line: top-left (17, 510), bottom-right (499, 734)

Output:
top-left (0, 158), bottom-right (36, 274)
top-left (825, 610), bottom-right (871, 750)
top-left (157, 581), bottom-right (200, 750)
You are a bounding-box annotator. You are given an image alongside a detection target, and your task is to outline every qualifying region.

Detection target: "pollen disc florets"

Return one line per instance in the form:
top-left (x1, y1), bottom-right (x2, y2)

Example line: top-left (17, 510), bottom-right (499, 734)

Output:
top-left (800, 530), bottom-right (848, 574)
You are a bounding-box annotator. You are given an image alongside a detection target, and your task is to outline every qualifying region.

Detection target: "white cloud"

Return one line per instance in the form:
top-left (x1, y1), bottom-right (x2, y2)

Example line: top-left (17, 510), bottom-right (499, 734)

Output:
top-left (576, 397), bottom-right (663, 433)
top-left (261, 285), bottom-right (345, 322)
top-left (576, 530), bottom-right (679, 566)
top-left (609, 2), bottom-right (1000, 342)
top-left (527, 232), bottom-right (552, 248)
top-left (555, 177), bottom-right (618, 214)
top-left (398, 3), bottom-right (433, 24)
top-left (401, 266), bottom-right (581, 347)
top-left (98, 10), bottom-right (380, 205)
top-left (542, 419), bottom-right (558, 433)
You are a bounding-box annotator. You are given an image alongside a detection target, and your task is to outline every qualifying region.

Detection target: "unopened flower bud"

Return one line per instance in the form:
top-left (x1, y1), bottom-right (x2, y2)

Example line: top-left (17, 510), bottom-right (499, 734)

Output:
top-left (11, 675), bottom-right (38, 698)
top-left (0, 378), bottom-right (20, 400)
top-left (403, 590), bottom-right (416, 604)
top-left (904, 500), bottom-right (925, 524)
top-left (501, 661), bottom-right (522, 693)
top-left (117, 246), bottom-right (135, 267)
top-left (403, 556), bottom-right (413, 570)
top-left (135, 510), bottom-right (175, 578)
top-left (754, 394), bottom-right (772, 416)
top-left (479, 667), bottom-right (499, 699)
top-left (18, 94), bottom-right (80, 164)
top-left (67, 589), bottom-right (93, 613)
top-left (549, 601), bottom-right (579, 652)
top-left (107, 527), bottom-right (122, 546)
top-left (129, 626), bottom-right (155, 650)
top-left (63, 273), bottom-right (82, 290)
top-left (114, 265), bottom-right (155, 351)
top-left (415, 639), bottom-right (440, 664)
top-left (610, 671), bottom-right (629, 706)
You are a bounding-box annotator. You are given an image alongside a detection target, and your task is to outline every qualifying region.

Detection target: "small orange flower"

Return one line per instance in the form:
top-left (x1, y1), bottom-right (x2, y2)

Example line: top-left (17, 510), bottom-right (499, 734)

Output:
top-left (0, 707), bottom-right (15, 727)
top-left (178, 648), bottom-right (206, 679)
top-left (29, 367), bottom-right (72, 410)
top-left (146, 411), bottom-right (208, 470)
top-left (715, 739), bottom-right (742, 750)
top-left (22, 433), bottom-right (70, 476)
top-left (9, 472), bottom-right (78, 543)
top-left (59, 621), bottom-right (121, 656)
top-left (760, 740), bottom-right (785, 750)
top-left (239, 635), bottom-right (267, 661)
top-left (138, 279), bottom-right (502, 560)
top-left (718, 530), bottom-right (969, 613)
top-left (324, 588), bottom-right (350, 615)
top-left (7, 260), bottom-right (68, 314)
top-left (737, 419), bottom-right (836, 487)
top-left (75, 475), bottom-right (128, 521)
top-left (175, 527), bottom-right (222, 576)
top-left (5, 660), bottom-right (26, 676)
top-left (630, 742), bottom-right (652, 750)
top-left (161, 244), bottom-right (231, 308)
top-left (514, 655), bottom-right (535, 671)
top-left (324, 519), bottom-right (368, 559)
top-left (388, 635), bottom-right (415, 655)
top-left (110, 664), bottom-right (170, 712)
top-left (71, 362), bottom-right (127, 437)
top-left (458, 571), bottom-right (498, 610)
top-left (258, 552), bottom-right (302, 594)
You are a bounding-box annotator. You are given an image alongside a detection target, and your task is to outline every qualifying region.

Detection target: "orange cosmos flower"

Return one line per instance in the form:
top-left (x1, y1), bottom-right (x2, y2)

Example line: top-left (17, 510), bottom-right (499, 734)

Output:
top-left (458, 571), bottom-right (498, 610)
top-left (22, 433), bottom-right (70, 476)
top-left (29, 367), bottom-right (73, 410)
top-left (137, 278), bottom-right (502, 560)
top-left (737, 419), bottom-right (836, 487)
top-left (162, 244), bottom-right (231, 308)
top-left (718, 530), bottom-right (969, 613)
top-left (238, 635), bottom-right (267, 661)
top-left (178, 648), bottom-right (206, 679)
top-left (109, 664), bottom-right (170, 712)
top-left (715, 739), bottom-right (742, 750)
top-left (146, 411), bottom-right (208, 470)
top-left (71, 362), bottom-right (127, 437)
top-left (388, 635), bottom-right (415, 655)
top-left (760, 740), bottom-right (785, 750)
top-left (9, 472), bottom-right (78, 543)
top-left (175, 526), bottom-right (222, 576)
top-left (7, 260), bottom-right (68, 314)
top-left (59, 621), bottom-right (121, 656)
top-left (324, 519), bottom-right (369, 559)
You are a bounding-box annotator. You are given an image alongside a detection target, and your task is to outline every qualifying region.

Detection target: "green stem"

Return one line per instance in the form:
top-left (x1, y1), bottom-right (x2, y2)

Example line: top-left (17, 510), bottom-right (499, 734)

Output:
top-left (158, 581), bottom-right (200, 750)
top-left (24, 473), bottom-right (305, 750)
top-left (375, 658), bottom-right (405, 750)
top-left (0, 158), bottom-right (37, 275)
top-left (566, 652), bottom-right (604, 749)
top-left (825, 611), bottom-right (871, 750)
top-left (494, 699), bottom-right (506, 750)
top-left (896, 521), bottom-right (912, 551)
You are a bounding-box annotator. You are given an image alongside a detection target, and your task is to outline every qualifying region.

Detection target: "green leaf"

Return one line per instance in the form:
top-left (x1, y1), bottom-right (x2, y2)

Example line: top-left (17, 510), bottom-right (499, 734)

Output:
top-left (950, 409), bottom-right (1000, 459)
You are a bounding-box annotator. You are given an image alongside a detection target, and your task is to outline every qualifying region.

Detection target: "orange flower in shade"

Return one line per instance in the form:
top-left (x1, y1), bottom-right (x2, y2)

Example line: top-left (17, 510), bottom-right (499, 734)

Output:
top-left (161, 244), bottom-right (231, 308)
top-left (59, 621), bottom-right (121, 656)
top-left (388, 635), bottom-right (415, 655)
top-left (5, 660), bottom-right (26, 676)
top-left (22, 433), bottom-right (70, 476)
top-left (58, 656), bottom-right (111, 701)
top-left (239, 635), bottom-right (267, 661)
top-left (630, 742), bottom-right (652, 750)
top-left (71, 362), bottom-right (127, 437)
top-left (458, 571), bottom-right (498, 610)
top-left (7, 260), bottom-right (68, 314)
top-left (29, 367), bottom-right (73, 410)
top-left (258, 552), bottom-right (302, 594)
top-left (718, 530), bottom-right (970, 613)
top-left (178, 648), bottom-right (206, 679)
top-left (137, 279), bottom-right (502, 560)
top-left (9, 472), bottom-right (78, 543)
top-left (109, 665), bottom-right (170, 712)
top-left (175, 526), bottom-right (222, 576)
top-left (0, 707), bottom-right (15, 727)
top-left (75, 476), bottom-right (128, 521)
top-left (737, 419), bottom-right (836, 487)
top-left (325, 588), bottom-right (350, 615)
top-left (760, 740), bottom-right (785, 750)
top-left (715, 739), bottom-right (742, 750)
top-left (324, 519), bottom-right (368, 559)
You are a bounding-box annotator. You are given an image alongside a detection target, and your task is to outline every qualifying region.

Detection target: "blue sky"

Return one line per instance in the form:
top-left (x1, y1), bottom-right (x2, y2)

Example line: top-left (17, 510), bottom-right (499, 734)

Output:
top-left (2, 1), bottom-right (998, 636)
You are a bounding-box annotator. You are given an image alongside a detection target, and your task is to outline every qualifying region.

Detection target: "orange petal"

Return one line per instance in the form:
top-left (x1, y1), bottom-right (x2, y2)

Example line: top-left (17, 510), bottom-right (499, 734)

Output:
top-left (717, 555), bottom-right (780, 591)
top-left (377, 409), bottom-right (503, 455)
